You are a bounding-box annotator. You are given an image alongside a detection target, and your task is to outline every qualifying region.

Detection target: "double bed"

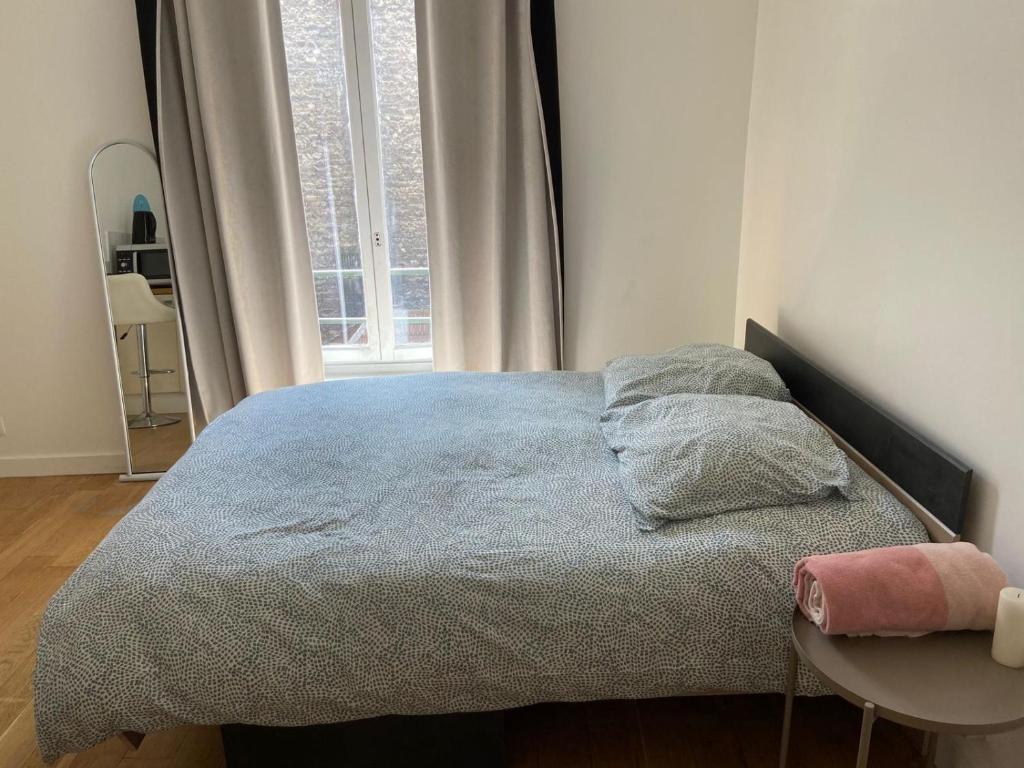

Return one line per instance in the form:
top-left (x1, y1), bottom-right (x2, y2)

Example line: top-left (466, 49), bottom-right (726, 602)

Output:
top-left (33, 321), bottom-right (971, 762)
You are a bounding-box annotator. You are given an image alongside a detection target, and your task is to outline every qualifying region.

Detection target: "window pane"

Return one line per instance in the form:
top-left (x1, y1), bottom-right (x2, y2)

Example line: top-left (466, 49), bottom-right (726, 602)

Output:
top-left (390, 270), bottom-right (430, 318)
top-left (314, 271), bottom-right (366, 319)
top-left (321, 320), bottom-right (369, 346)
top-left (282, 3), bottom-right (365, 273)
top-left (369, 0), bottom-right (431, 276)
top-left (394, 318), bottom-right (431, 346)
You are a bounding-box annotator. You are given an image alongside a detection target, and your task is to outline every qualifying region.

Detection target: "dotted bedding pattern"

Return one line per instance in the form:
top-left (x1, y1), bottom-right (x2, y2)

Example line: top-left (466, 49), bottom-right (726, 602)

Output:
top-left (34, 372), bottom-right (926, 761)
top-left (602, 343), bottom-right (792, 412)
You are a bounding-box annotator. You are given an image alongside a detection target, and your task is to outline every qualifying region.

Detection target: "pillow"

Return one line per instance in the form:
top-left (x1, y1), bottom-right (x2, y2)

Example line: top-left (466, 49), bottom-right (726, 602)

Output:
top-left (602, 343), bottom-right (790, 414)
top-left (604, 393), bottom-right (850, 530)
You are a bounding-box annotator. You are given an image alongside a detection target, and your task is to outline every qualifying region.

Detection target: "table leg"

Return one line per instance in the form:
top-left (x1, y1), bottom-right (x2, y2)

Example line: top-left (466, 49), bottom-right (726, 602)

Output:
top-left (924, 731), bottom-right (938, 768)
top-left (856, 702), bottom-right (875, 768)
top-left (779, 644), bottom-right (798, 768)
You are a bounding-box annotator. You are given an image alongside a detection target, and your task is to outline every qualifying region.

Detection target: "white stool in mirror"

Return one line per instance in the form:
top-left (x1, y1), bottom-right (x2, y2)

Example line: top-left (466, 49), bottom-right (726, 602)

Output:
top-left (106, 273), bottom-right (182, 429)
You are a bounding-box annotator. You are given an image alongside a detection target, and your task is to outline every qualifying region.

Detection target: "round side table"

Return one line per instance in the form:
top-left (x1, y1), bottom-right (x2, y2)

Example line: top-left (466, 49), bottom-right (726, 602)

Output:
top-left (779, 611), bottom-right (1024, 768)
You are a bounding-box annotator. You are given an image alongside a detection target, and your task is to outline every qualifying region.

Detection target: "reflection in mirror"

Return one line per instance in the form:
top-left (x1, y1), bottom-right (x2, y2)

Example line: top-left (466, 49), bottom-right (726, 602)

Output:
top-left (90, 141), bottom-right (197, 478)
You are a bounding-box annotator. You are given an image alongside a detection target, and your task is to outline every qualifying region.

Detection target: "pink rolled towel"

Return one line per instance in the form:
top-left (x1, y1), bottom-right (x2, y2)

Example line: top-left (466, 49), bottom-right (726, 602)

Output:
top-left (793, 542), bottom-right (1007, 636)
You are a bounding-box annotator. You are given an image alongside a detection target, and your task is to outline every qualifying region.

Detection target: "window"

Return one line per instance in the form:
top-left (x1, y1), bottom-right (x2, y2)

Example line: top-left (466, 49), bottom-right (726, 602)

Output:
top-left (281, 0), bottom-right (431, 376)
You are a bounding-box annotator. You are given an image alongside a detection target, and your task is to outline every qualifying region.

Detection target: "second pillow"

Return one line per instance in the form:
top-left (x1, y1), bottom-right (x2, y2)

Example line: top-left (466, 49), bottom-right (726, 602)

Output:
top-left (602, 343), bottom-right (791, 414)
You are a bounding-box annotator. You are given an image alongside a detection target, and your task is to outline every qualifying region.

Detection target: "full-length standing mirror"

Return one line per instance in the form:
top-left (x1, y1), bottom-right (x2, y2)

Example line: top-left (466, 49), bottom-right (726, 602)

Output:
top-left (90, 141), bottom-right (196, 479)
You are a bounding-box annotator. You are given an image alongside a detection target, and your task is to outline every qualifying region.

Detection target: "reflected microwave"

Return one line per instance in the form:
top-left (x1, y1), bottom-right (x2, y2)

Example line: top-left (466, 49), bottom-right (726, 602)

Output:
top-left (114, 244), bottom-right (172, 287)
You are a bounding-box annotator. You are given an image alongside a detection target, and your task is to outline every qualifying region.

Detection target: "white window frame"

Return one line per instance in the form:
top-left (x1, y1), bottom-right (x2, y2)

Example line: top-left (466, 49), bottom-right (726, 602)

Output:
top-left (320, 0), bottom-right (432, 374)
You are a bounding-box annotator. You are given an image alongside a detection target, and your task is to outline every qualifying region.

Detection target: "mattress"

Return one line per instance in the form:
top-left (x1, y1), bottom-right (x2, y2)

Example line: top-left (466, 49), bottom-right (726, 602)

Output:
top-left (34, 372), bottom-right (927, 760)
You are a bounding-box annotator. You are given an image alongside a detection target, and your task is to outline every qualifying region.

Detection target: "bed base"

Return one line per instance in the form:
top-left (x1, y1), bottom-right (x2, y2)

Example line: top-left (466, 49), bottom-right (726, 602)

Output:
top-left (117, 730), bottom-right (144, 750)
top-left (219, 711), bottom-right (505, 768)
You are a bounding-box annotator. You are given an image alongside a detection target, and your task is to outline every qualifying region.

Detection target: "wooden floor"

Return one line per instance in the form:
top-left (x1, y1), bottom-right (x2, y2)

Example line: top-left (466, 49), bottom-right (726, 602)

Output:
top-left (0, 475), bottom-right (926, 767)
top-left (126, 415), bottom-right (192, 474)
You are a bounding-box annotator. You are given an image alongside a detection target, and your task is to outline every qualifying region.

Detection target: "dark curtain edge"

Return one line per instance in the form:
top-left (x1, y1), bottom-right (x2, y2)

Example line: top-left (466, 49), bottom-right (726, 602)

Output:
top-left (530, 0), bottom-right (564, 306)
top-left (135, 0), bottom-right (160, 157)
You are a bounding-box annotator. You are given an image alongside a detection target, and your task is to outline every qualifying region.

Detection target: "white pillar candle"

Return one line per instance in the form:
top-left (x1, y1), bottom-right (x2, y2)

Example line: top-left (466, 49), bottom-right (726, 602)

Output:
top-left (992, 587), bottom-right (1024, 668)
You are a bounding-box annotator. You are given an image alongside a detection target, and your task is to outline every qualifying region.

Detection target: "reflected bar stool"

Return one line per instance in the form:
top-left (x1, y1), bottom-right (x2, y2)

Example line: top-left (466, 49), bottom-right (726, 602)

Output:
top-left (780, 610), bottom-right (1024, 768)
top-left (106, 273), bottom-right (182, 429)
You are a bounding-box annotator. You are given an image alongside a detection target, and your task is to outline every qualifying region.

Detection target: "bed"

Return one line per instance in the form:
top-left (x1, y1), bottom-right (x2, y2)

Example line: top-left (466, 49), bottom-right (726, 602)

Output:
top-left (32, 321), bottom-right (971, 762)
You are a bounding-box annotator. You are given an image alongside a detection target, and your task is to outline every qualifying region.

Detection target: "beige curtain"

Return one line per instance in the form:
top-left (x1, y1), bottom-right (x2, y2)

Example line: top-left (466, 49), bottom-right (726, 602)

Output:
top-left (157, 0), bottom-right (322, 421)
top-left (416, 0), bottom-right (563, 372)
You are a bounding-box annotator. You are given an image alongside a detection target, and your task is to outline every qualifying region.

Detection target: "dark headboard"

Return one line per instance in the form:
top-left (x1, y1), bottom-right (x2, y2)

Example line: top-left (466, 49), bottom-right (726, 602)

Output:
top-left (744, 319), bottom-right (972, 535)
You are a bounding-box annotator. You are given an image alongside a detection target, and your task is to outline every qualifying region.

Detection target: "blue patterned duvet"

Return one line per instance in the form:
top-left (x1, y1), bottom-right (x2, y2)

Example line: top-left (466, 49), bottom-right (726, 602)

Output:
top-left (34, 372), bottom-right (926, 760)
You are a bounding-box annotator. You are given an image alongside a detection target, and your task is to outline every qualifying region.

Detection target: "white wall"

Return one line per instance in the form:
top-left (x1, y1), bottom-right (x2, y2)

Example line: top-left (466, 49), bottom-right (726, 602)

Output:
top-left (0, 0), bottom-right (153, 476)
top-left (735, 4), bottom-right (1024, 763)
top-left (556, 0), bottom-right (759, 370)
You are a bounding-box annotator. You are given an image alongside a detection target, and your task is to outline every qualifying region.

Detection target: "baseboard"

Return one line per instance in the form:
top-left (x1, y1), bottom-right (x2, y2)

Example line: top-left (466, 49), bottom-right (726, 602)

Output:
top-left (0, 451), bottom-right (125, 477)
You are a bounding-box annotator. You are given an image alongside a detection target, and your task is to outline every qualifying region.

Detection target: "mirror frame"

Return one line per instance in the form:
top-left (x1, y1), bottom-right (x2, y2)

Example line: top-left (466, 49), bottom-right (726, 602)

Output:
top-left (89, 140), bottom-right (196, 481)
